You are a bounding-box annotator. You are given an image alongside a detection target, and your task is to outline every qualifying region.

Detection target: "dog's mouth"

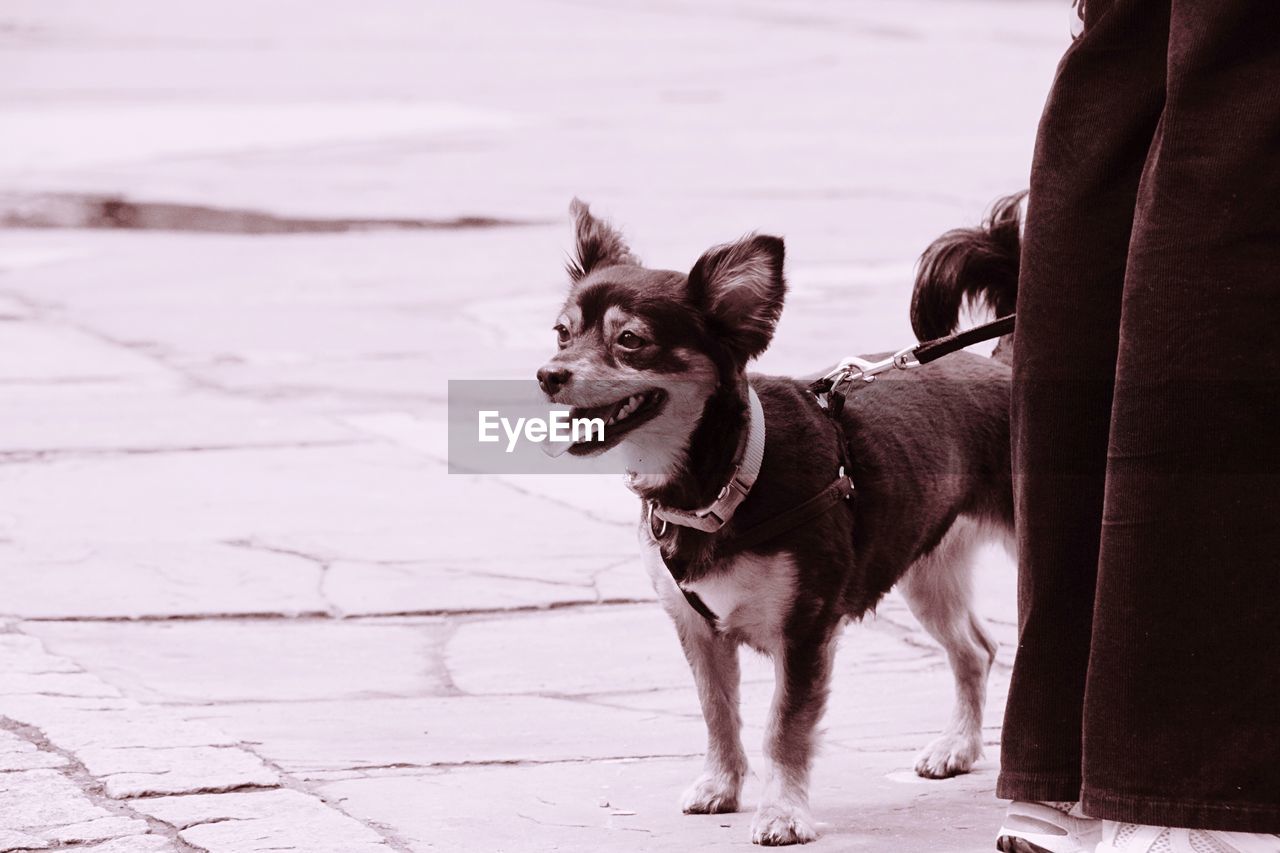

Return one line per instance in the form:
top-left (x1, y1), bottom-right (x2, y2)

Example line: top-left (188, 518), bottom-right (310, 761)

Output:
top-left (563, 388), bottom-right (667, 456)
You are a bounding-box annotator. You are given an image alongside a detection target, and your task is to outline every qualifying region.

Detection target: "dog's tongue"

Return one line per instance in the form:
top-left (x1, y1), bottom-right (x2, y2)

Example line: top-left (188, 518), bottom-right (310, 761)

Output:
top-left (541, 438), bottom-right (573, 458)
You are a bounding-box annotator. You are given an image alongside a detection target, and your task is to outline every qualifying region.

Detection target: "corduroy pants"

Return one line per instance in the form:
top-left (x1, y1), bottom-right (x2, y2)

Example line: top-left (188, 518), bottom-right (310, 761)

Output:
top-left (998, 0), bottom-right (1280, 832)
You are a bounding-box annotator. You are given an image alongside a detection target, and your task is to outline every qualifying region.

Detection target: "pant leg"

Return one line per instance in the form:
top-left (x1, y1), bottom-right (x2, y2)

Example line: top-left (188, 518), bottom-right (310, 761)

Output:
top-left (998, 0), bottom-right (1170, 802)
top-left (1080, 1), bottom-right (1280, 832)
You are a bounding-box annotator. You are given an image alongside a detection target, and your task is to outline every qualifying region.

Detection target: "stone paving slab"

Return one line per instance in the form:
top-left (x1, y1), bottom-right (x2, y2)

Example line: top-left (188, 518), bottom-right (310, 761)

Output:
top-left (0, 542), bottom-right (329, 620)
top-left (322, 557), bottom-right (627, 616)
top-left (0, 318), bottom-right (167, 384)
top-left (133, 789), bottom-right (394, 853)
top-left (0, 442), bottom-right (632, 575)
top-left (83, 745), bottom-right (278, 800)
top-left (25, 618), bottom-right (453, 703)
top-left (180, 694), bottom-right (708, 779)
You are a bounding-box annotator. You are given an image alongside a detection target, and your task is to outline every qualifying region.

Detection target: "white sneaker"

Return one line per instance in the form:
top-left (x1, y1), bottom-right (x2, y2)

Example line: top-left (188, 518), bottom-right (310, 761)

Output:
top-left (996, 801), bottom-right (1103, 853)
top-left (1096, 821), bottom-right (1280, 853)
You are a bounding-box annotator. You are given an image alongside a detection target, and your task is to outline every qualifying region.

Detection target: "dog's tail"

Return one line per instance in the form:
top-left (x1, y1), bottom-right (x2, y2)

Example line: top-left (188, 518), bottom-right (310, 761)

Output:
top-left (910, 191), bottom-right (1026, 365)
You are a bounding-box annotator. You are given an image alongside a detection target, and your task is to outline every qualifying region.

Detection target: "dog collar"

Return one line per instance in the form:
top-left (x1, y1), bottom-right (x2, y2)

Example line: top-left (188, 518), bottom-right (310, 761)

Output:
top-left (640, 385), bottom-right (766, 535)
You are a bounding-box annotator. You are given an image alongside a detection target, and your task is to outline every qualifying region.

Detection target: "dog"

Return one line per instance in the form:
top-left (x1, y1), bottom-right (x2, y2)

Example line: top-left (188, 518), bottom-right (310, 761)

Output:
top-left (537, 197), bottom-right (1021, 845)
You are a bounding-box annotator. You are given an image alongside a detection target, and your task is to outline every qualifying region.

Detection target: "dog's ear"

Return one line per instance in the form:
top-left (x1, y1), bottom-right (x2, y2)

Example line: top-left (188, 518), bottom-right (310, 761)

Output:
top-left (566, 198), bottom-right (638, 281)
top-left (688, 234), bottom-right (786, 363)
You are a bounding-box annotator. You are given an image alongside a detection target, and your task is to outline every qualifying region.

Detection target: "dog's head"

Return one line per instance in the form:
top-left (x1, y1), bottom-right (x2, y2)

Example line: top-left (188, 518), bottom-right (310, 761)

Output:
top-left (537, 199), bottom-right (785, 481)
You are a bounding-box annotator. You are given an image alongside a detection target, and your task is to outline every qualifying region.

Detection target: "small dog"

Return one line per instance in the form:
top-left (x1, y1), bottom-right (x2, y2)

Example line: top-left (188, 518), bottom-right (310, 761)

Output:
top-left (538, 198), bottom-right (1019, 845)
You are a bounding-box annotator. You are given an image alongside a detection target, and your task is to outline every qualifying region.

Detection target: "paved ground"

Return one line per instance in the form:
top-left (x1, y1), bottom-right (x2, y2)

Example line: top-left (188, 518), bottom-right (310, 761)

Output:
top-left (0, 2), bottom-right (1069, 850)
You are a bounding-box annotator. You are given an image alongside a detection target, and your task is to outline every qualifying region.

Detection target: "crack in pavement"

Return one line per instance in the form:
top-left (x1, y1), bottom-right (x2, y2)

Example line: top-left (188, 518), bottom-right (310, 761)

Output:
top-left (0, 440), bottom-right (370, 466)
top-left (222, 537), bottom-right (341, 618)
top-left (2, 638), bottom-right (413, 850)
top-left (13, 597), bottom-right (660, 625)
top-left (0, 287), bottom-right (248, 401)
top-left (430, 619), bottom-right (463, 697)
top-left (235, 750), bottom-right (415, 853)
top-left (122, 781), bottom-right (283, 800)
top-left (587, 556), bottom-right (645, 604)
top-left (0, 286), bottom-right (444, 408)
top-left (170, 815), bottom-right (245, 830)
top-left (16, 610), bottom-right (335, 624)
top-left (414, 753), bottom-right (703, 772)
top-left (0, 716), bottom-right (204, 852)
top-left (471, 476), bottom-right (634, 530)
top-left (449, 566), bottom-right (596, 590)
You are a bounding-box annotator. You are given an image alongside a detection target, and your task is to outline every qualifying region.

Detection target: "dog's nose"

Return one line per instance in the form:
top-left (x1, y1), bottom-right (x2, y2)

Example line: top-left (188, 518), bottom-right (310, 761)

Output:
top-left (537, 365), bottom-right (571, 395)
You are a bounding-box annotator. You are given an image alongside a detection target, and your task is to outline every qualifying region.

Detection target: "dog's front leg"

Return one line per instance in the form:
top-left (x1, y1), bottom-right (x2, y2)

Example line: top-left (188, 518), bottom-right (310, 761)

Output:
top-left (751, 628), bottom-right (835, 846)
top-left (675, 618), bottom-right (748, 814)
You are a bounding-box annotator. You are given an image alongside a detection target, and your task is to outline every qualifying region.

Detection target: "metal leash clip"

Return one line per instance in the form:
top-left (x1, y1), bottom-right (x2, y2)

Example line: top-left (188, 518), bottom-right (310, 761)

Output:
top-left (820, 345), bottom-right (921, 395)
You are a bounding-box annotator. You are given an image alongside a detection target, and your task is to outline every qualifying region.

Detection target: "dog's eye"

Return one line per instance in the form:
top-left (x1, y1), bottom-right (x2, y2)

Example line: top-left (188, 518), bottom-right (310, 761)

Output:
top-left (554, 324), bottom-right (570, 346)
top-left (617, 331), bottom-right (646, 350)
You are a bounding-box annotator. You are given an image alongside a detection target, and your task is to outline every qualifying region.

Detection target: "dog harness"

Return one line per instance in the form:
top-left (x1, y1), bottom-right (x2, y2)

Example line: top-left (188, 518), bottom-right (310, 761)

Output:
top-left (634, 313), bottom-right (1019, 626)
top-left (637, 385), bottom-right (855, 625)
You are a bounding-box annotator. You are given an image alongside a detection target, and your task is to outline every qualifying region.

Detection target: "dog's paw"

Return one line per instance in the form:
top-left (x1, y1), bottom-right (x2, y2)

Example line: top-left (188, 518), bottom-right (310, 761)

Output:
top-left (750, 802), bottom-right (817, 846)
top-left (914, 731), bottom-right (982, 779)
top-left (680, 771), bottom-right (742, 814)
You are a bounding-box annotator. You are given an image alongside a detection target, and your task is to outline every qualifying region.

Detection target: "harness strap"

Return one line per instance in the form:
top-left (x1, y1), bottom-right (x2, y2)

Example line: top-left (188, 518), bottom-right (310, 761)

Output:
top-left (681, 588), bottom-right (719, 623)
top-left (731, 471), bottom-right (854, 552)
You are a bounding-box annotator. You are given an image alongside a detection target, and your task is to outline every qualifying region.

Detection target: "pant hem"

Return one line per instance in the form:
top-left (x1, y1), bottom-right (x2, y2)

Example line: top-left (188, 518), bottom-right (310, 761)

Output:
top-left (1082, 787), bottom-right (1280, 834)
top-left (996, 771), bottom-right (1083, 803)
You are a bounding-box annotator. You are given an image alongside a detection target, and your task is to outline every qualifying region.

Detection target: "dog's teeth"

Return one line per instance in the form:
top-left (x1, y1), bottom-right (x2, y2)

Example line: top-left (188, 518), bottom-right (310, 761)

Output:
top-left (605, 393), bottom-right (647, 429)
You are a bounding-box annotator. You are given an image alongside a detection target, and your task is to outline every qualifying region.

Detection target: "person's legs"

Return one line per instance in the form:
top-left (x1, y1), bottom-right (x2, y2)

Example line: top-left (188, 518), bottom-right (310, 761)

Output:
top-left (1081, 0), bottom-right (1280, 832)
top-left (1000, 0), bottom-right (1170, 803)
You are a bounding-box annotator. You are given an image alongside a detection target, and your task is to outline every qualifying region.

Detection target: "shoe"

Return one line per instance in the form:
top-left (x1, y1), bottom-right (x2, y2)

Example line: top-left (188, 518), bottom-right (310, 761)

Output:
top-left (1096, 821), bottom-right (1280, 853)
top-left (996, 801), bottom-right (1103, 853)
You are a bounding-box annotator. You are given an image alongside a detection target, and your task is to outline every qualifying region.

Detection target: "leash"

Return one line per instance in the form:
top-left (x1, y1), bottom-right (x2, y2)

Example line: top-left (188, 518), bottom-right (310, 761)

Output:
top-left (914, 313), bottom-right (1015, 364)
top-left (730, 468), bottom-right (853, 552)
top-left (809, 313), bottom-right (1015, 414)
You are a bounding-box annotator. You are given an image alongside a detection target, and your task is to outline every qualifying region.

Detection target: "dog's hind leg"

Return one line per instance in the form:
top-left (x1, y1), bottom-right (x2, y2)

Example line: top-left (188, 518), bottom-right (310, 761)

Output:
top-left (674, 617), bottom-right (748, 814)
top-left (899, 516), bottom-right (998, 779)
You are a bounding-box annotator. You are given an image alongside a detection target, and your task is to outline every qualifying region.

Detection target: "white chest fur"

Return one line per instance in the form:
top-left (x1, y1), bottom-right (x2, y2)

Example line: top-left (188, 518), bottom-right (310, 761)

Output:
top-left (640, 532), bottom-right (797, 655)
